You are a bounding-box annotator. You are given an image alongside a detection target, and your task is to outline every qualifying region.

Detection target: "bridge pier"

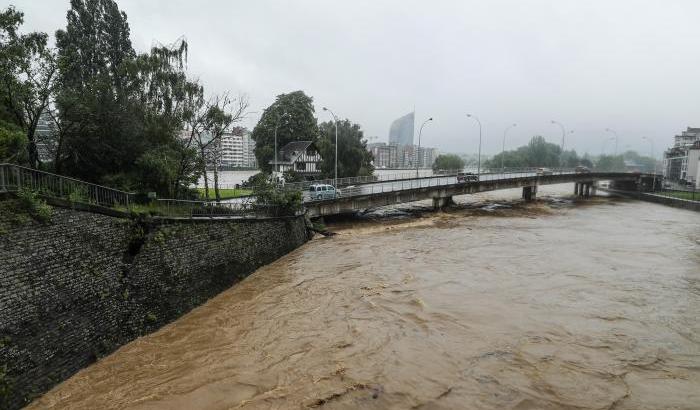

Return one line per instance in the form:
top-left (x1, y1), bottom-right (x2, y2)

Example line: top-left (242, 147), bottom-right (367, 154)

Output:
top-left (522, 185), bottom-right (537, 201)
top-left (432, 196), bottom-right (454, 210)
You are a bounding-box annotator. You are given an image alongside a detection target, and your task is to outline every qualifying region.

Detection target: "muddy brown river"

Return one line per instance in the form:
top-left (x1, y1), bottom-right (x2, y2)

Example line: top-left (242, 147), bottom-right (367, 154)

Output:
top-left (28, 185), bottom-right (700, 409)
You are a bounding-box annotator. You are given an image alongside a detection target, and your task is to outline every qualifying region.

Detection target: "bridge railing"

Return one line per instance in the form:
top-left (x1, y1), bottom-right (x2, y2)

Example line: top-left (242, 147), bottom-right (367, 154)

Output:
top-left (286, 167), bottom-right (573, 192)
top-left (0, 163), bottom-right (133, 208)
top-left (304, 167), bottom-right (583, 202)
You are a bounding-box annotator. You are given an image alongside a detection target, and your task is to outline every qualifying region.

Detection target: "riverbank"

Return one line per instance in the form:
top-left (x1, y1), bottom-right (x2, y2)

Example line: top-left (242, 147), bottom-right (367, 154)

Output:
top-left (602, 188), bottom-right (700, 212)
top-left (0, 203), bottom-right (311, 410)
top-left (25, 185), bottom-right (700, 409)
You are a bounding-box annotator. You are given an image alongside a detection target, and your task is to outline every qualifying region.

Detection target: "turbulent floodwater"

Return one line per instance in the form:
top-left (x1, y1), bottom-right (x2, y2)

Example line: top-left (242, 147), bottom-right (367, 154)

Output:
top-left (29, 185), bottom-right (700, 410)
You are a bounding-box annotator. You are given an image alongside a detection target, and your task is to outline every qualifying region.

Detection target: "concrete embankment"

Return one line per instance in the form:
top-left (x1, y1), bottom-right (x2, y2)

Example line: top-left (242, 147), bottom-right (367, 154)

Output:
top-left (602, 188), bottom-right (700, 212)
top-left (0, 202), bottom-right (311, 409)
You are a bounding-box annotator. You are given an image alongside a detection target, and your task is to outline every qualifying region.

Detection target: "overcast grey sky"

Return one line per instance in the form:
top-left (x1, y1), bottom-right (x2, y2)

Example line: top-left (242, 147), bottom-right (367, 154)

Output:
top-left (11, 0), bottom-right (700, 157)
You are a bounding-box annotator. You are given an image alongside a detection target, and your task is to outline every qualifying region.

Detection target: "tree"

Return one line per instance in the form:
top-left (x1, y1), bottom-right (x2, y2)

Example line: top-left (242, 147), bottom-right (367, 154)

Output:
top-left (432, 154), bottom-right (465, 171)
top-left (54, 0), bottom-right (142, 183)
top-left (485, 136), bottom-right (563, 169)
top-left (0, 6), bottom-right (57, 167)
top-left (317, 119), bottom-right (374, 178)
top-left (191, 93), bottom-right (248, 200)
top-left (251, 91), bottom-right (318, 173)
top-left (0, 120), bottom-right (27, 163)
top-left (51, 0), bottom-right (221, 197)
top-left (595, 154), bottom-right (626, 171)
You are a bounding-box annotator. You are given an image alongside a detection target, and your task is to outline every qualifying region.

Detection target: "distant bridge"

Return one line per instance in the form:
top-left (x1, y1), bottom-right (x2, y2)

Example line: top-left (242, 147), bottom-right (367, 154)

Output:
top-left (302, 169), bottom-right (657, 217)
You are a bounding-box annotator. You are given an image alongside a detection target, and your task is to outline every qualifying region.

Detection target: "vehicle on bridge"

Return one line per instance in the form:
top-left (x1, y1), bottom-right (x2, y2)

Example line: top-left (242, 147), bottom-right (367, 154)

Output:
top-left (308, 184), bottom-right (340, 200)
top-left (536, 167), bottom-right (553, 176)
top-left (457, 172), bottom-right (479, 183)
top-left (575, 166), bottom-right (591, 173)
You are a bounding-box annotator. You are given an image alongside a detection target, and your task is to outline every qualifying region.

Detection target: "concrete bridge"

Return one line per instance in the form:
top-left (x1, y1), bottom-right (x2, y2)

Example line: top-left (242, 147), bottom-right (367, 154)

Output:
top-left (303, 170), bottom-right (656, 217)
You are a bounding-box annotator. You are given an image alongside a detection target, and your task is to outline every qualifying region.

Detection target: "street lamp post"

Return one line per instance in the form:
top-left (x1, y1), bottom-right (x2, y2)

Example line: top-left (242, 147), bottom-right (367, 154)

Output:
top-left (642, 136), bottom-right (656, 191)
top-left (551, 120), bottom-right (568, 167)
top-left (605, 128), bottom-right (619, 156)
top-left (322, 107), bottom-right (339, 188)
top-left (416, 117), bottom-right (433, 178)
top-left (501, 123), bottom-right (517, 171)
top-left (274, 112), bottom-right (290, 177)
top-left (466, 114), bottom-right (482, 176)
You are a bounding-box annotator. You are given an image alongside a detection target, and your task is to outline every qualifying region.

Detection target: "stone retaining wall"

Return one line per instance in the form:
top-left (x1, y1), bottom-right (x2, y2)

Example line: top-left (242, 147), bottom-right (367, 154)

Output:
top-left (0, 203), bottom-right (311, 409)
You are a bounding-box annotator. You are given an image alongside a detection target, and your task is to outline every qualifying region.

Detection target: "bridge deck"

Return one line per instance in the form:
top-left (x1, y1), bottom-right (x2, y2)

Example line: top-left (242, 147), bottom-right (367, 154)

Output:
top-left (304, 171), bottom-right (652, 217)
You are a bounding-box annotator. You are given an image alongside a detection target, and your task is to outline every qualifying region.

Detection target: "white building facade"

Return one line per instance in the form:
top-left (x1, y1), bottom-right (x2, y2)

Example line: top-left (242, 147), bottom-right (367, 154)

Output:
top-left (664, 127), bottom-right (700, 187)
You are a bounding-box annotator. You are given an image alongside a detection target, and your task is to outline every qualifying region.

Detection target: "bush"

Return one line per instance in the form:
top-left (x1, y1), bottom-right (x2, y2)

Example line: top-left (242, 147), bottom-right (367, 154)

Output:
top-left (253, 180), bottom-right (302, 215)
top-left (16, 188), bottom-right (52, 224)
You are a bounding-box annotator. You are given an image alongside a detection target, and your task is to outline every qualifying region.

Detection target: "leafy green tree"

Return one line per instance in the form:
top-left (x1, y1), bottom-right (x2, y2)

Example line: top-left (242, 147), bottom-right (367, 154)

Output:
top-left (317, 119), bottom-right (374, 178)
top-left (0, 120), bottom-right (27, 163)
top-left (251, 91), bottom-right (318, 172)
top-left (51, 0), bottom-right (210, 197)
top-left (622, 150), bottom-right (657, 173)
top-left (595, 154), bottom-right (626, 171)
top-left (486, 136), bottom-right (562, 168)
top-left (432, 154), bottom-right (465, 171)
top-left (0, 6), bottom-right (57, 167)
top-left (54, 0), bottom-right (141, 182)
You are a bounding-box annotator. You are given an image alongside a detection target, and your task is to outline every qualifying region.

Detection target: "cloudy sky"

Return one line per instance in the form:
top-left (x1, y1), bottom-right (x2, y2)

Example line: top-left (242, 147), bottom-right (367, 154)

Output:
top-left (12, 0), bottom-right (700, 157)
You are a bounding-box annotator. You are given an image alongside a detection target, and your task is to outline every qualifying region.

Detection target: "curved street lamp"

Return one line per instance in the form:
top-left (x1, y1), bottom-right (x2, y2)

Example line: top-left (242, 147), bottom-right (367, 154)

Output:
top-left (601, 136), bottom-right (615, 155)
top-left (605, 128), bottom-right (619, 156)
top-left (466, 114), bottom-right (482, 176)
top-left (274, 112), bottom-right (290, 175)
top-left (642, 136), bottom-right (657, 190)
top-left (322, 107), bottom-right (339, 187)
top-left (416, 117), bottom-right (433, 178)
top-left (501, 123), bottom-right (517, 171)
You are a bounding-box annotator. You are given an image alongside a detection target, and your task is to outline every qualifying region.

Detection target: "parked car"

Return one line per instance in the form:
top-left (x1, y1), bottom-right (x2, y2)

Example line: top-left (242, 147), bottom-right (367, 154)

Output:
top-left (456, 172), bottom-right (478, 183)
top-left (575, 166), bottom-right (591, 173)
top-left (308, 184), bottom-right (340, 200)
top-left (536, 167), bottom-right (553, 176)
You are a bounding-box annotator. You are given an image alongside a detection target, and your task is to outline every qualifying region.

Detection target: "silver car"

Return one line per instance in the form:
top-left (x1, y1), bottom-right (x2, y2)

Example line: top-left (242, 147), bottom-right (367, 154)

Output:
top-left (308, 184), bottom-right (339, 200)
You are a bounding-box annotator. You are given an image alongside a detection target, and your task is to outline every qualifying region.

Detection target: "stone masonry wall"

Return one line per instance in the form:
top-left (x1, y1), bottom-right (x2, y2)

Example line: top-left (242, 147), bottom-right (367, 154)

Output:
top-left (0, 203), bottom-right (311, 409)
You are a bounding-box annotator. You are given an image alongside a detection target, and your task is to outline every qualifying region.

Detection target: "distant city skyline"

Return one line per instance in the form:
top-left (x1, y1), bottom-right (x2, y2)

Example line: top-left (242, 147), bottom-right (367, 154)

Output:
top-left (12, 0), bottom-right (700, 157)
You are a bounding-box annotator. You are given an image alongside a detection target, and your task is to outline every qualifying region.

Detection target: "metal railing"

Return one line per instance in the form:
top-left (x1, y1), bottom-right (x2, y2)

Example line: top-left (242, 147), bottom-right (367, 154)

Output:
top-left (283, 167), bottom-right (569, 192)
top-left (0, 163), bottom-right (132, 208)
top-left (648, 188), bottom-right (698, 202)
top-left (152, 199), bottom-right (296, 218)
top-left (302, 168), bottom-right (585, 202)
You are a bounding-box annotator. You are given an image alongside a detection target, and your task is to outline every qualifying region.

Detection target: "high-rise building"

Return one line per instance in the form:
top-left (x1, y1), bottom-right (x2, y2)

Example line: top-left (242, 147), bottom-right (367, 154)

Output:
top-left (367, 142), bottom-right (398, 168)
top-left (388, 112), bottom-right (414, 146)
top-left (219, 128), bottom-right (257, 168)
top-left (663, 126), bottom-right (700, 187)
top-left (35, 111), bottom-right (55, 163)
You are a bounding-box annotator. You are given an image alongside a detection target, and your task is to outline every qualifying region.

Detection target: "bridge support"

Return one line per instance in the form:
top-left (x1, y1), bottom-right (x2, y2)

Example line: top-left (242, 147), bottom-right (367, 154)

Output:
top-left (575, 182), bottom-right (595, 198)
top-left (432, 196), bottom-right (454, 210)
top-left (522, 185), bottom-right (537, 201)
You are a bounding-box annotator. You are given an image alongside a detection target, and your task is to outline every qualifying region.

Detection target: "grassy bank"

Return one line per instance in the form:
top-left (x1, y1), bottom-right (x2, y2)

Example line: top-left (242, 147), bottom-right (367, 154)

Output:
top-left (657, 190), bottom-right (698, 201)
top-left (196, 188), bottom-right (253, 200)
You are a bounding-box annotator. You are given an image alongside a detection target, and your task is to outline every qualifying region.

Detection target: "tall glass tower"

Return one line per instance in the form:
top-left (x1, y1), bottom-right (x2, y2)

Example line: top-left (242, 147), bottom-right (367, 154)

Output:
top-left (388, 112), bottom-right (415, 146)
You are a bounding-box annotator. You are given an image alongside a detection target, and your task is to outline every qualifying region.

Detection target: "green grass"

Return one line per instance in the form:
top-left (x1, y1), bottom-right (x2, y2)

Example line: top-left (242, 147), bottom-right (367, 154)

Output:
top-left (657, 191), bottom-right (698, 201)
top-left (196, 188), bottom-right (253, 200)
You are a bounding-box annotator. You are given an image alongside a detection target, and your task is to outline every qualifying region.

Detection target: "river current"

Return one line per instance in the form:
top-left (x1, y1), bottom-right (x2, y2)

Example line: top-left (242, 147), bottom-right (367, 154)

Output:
top-left (28, 185), bottom-right (700, 409)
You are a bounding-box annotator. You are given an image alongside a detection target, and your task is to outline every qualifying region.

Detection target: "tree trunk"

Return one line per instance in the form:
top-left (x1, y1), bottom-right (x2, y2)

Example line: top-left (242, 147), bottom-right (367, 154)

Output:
top-left (201, 147), bottom-right (210, 200)
top-left (213, 160), bottom-right (221, 202)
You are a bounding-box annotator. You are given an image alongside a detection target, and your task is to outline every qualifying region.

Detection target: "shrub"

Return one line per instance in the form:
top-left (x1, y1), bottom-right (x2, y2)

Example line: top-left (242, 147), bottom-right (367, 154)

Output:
top-left (16, 188), bottom-right (52, 224)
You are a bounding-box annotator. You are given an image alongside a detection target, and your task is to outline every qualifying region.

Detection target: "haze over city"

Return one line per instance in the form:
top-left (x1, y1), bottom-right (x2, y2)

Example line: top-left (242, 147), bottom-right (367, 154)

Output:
top-left (13, 0), bottom-right (700, 155)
